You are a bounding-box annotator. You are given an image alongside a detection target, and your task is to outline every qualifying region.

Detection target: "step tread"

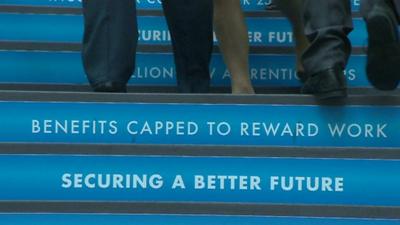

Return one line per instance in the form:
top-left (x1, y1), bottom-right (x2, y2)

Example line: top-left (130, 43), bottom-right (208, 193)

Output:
top-left (0, 143), bottom-right (399, 159)
top-left (0, 90), bottom-right (398, 105)
top-left (0, 83), bottom-right (396, 95)
top-left (0, 202), bottom-right (398, 219)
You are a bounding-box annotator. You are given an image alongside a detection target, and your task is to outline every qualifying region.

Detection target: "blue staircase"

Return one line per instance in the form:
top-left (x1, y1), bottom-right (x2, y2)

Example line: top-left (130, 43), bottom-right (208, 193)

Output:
top-left (0, 1), bottom-right (399, 224)
top-left (0, 1), bottom-right (388, 92)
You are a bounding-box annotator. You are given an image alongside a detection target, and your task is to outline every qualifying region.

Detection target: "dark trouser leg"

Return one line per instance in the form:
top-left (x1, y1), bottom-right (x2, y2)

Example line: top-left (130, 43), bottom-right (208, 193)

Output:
top-left (302, 0), bottom-right (353, 75)
top-left (301, 0), bottom-right (352, 99)
top-left (361, 0), bottom-right (399, 18)
top-left (361, 0), bottom-right (378, 16)
top-left (82, 0), bottom-right (137, 92)
top-left (162, 0), bottom-right (213, 93)
top-left (361, 0), bottom-right (400, 90)
top-left (393, 0), bottom-right (400, 18)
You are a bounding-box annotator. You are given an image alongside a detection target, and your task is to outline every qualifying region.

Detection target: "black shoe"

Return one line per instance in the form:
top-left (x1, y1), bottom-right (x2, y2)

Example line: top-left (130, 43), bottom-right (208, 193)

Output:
top-left (297, 71), bottom-right (309, 83)
top-left (302, 67), bottom-right (347, 100)
top-left (93, 81), bottom-right (127, 93)
top-left (366, 1), bottom-right (400, 90)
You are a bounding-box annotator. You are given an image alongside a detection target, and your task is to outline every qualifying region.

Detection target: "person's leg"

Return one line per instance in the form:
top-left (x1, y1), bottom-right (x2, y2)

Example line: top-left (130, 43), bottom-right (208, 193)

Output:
top-left (82, 0), bottom-right (138, 92)
top-left (393, 0), bottom-right (400, 18)
top-left (301, 0), bottom-right (353, 99)
top-left (162, 0), bottom-right (213, 93)
top-left (276, 0), bottom-right (310, 82)
top-left (361, 0), bottom-right (400, 90)
top-left (213, 0), bottom-right (255, 94)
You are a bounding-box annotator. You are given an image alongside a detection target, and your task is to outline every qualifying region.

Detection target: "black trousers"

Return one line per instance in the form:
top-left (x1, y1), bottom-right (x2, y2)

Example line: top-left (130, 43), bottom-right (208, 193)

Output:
top-left (82, 0), bottom-right (213, 93)
top-left (302, 0), bottom-right (353, 75)
top-left (302, 0), bottom-right (400, 75)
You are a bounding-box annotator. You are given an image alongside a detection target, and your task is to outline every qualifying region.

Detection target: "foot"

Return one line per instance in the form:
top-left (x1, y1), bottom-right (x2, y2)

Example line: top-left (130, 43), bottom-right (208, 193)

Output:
top-left (231, 77), bottom-right (255, 94)
top-left (366, 1), bottom-right (400, 90)
top-left (302, 67), bottom-right (347, 100)
top-left (93, 81), bottom-right (127, 93)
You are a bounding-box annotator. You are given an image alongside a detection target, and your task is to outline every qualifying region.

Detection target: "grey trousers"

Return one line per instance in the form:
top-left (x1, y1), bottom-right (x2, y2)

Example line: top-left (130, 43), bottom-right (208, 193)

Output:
top-left (302, 0), bottom-right (399, 75)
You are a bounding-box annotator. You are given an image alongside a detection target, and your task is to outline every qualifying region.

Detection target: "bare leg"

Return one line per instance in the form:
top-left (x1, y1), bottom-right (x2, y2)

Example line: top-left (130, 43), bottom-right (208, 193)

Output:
top-left (213, 0), bottom-right (255, 94)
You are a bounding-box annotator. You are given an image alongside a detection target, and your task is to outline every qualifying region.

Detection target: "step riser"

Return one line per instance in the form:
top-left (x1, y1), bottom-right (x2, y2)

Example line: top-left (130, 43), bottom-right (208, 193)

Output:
top-left (0, 51), bottom-right (370, 87)
top-left (0, 101), bottom-right (398, 147)
top-left (0, 154), bottom-right (399, 206)
top-left (0, 0), bottom-right (362, 11)
top-left (0, 14), bottom-right (367, 47)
